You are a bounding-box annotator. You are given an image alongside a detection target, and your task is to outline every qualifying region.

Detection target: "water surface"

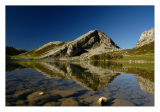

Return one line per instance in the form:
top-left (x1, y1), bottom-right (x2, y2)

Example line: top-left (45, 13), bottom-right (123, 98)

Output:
top-left (6, 61), bottom-right (154, 106)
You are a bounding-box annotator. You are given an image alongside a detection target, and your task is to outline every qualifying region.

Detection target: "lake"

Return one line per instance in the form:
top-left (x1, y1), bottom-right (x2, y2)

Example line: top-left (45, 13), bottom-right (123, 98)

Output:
top-left (6, 61), bottom-right (154, 106)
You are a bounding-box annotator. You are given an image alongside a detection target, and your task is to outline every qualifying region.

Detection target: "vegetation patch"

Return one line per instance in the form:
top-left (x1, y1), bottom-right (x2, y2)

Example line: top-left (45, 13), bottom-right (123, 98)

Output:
top-left (90, 52), bottom-right (123, 61)
top-left (90, 42), bottom-right (154, 62)
top-left (12, 42), bottom-right (66, 59)
top-left (124, 42), bottom-right (154, 55)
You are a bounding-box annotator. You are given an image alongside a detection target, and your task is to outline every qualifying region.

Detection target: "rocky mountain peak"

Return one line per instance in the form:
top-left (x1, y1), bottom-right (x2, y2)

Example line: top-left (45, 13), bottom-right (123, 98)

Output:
top-left (135, 28), bottom-right (154, 48)
top-left (66, 30), bottom-right (119, 57)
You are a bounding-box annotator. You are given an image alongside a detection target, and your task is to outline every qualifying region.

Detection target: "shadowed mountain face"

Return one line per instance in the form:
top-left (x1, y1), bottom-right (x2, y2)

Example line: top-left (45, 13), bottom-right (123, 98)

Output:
top-left (6, 46), bottom-right (28, 56)
top-left (14, 30), bottom-right (119, 60)
top-left (8, 61), bottom-right (154, 95)
top-left (6, 46), bottom-right (28, 60)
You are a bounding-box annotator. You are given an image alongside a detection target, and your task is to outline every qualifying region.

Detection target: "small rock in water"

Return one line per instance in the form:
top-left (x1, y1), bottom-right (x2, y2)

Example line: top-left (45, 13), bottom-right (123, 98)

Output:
top-left (38, 92), bottom-right (44, 95)
top-left (98, 97), bottom-right (107, 106)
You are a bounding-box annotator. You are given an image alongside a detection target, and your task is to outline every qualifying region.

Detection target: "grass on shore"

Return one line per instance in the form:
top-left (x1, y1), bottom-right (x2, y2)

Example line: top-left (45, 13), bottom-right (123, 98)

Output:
top-left (90, 42), bottom-right (154, 62)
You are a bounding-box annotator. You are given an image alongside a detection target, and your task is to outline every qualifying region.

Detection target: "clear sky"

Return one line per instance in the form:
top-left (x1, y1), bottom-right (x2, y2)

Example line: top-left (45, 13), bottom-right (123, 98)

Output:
top-left (6, 6), bottom-right (154, 50)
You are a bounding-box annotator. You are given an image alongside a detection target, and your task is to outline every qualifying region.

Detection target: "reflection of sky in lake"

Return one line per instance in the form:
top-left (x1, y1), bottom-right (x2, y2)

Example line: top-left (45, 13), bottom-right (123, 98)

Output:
top-left (6, 62), bottom-right (154, 106)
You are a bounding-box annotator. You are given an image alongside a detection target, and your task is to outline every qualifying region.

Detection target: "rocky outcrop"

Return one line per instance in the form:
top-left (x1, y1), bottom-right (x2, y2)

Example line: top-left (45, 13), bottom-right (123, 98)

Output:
top-left (65, 30), bottom-right (119, 57)
top-left (135, 28), bottom-right (154, 48)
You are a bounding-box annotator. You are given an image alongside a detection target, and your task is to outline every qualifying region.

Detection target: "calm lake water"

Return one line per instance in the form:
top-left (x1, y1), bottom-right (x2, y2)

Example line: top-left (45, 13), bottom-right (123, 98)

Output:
top-left (6, 61), bottom-right (154, 106)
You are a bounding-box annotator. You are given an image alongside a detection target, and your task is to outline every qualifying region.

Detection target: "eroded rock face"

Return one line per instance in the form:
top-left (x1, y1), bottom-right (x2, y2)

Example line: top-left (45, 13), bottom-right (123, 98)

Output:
top-left (135, 28), bottom-right (154, 48)
top-left (66, 30), bottom-right (119, 57)
top-left (67, 43), bottom-right (84, 57)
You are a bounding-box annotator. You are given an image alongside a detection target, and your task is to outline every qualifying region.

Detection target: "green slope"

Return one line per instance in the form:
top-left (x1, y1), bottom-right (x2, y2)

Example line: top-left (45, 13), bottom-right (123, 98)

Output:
top-left (12, 42), bottom-right (66, 59)
top-left (90, 42), bottom-right (154, 62)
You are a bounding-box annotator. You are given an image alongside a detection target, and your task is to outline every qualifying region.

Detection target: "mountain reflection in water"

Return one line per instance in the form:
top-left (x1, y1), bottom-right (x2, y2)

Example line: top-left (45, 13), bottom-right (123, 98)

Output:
top-left (6, 61), bottom-right (154, 106)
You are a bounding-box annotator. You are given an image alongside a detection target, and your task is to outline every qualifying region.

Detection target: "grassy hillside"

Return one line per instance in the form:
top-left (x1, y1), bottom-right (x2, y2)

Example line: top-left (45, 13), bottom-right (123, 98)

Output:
top-left (125, 41), bottom-right (154, 55)
top-left (12, 42), bottom-right (66, 59)
top-left (90, 42), bottom-right (154, 62)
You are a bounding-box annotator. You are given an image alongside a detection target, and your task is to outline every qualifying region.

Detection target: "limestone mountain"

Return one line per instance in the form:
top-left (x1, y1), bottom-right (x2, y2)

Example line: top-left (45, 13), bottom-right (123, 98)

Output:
top-left (135, 28), bottom-right (154, 49)
top-left (14, 30), bottom-right (120, 59)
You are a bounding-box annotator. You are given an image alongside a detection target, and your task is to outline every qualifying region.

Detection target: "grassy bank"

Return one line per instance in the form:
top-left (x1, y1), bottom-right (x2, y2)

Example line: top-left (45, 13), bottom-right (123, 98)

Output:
top-left (90, 42), bottom-right (154, 62)
top-left (90, 52), bottom-right (154, 62)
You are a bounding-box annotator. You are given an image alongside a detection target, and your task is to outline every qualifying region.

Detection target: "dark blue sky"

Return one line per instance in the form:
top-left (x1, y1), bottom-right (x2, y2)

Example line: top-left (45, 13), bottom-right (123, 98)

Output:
top-left (6, 6), bottom-right (154, 50)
